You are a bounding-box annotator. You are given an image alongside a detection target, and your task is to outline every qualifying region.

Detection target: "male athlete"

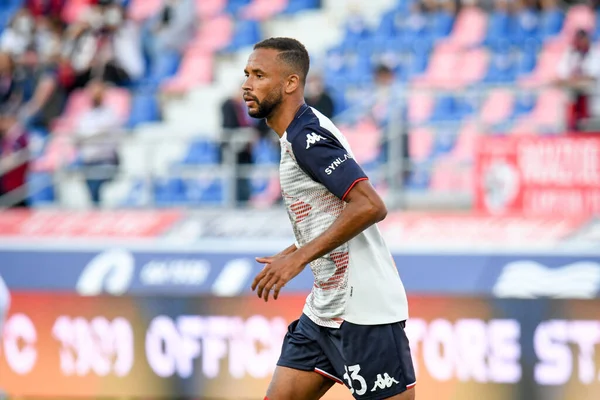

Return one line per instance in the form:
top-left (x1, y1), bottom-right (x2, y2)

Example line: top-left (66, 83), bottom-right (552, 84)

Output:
top-left (245, 38), bottom-right (415, 400)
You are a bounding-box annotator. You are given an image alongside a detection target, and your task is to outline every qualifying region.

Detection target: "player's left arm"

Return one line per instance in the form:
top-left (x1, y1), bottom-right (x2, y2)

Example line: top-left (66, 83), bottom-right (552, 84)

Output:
top-left (252, 127), bottom-right (387, 301)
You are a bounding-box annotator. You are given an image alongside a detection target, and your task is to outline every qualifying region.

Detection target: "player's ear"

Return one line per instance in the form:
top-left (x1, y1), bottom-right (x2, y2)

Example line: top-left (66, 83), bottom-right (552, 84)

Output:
top-left (285, 74), bottom-right (300, 94)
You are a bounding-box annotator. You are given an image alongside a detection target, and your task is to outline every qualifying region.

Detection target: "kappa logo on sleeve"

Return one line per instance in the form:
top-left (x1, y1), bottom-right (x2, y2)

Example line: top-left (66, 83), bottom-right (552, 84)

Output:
top-left (305, 132), bottom-right (326, 149)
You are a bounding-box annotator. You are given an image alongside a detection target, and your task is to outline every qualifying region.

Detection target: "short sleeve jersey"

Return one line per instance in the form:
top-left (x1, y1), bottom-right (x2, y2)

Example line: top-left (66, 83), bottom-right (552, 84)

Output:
top-left (279, 104), bottom-right (409, 328)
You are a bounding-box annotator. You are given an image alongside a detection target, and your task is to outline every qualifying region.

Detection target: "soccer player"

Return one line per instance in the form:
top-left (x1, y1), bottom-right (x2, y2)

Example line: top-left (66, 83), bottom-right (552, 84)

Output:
top-left (245, 38), bottom-right (416, 400)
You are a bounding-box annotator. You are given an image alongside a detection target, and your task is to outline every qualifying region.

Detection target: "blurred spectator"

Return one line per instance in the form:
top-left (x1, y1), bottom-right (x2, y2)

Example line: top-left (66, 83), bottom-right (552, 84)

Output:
top-left (305, 74), bottom-right (335, 118)
top-left (18, 20), bottom-right (68, 133)
top-left (145, 0), bottom-right (195, 67)
top-left (0, 8), bottom-right (36, 57)
top-left (73, 80), bottom-right (123, 205)
top-left (0, 113), bottom-right (29, 207)
top-left (221, 87), bottom-right (270, 203)
top-left (0, 52), bottom-right (23, 114)
top-left (64, 0), bottom-right (144, 88)
top-left (26, 0), bottom-right (66, 19)
top-left (556, 29), bottom-right (600, 131)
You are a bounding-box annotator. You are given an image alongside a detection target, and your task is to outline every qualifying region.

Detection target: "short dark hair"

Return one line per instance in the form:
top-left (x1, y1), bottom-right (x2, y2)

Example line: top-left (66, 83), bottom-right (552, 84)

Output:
top-left (254, 37), bottom-right (310, 84)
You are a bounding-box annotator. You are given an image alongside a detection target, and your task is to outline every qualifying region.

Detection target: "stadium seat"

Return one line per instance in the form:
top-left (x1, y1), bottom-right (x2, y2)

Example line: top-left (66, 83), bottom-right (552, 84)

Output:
top-left (127, 0), bottom-right (162, 22)
top-left (27, 172), bottom-right (55, 206)
top-left (524, 88), bottom-right (568, 132)
top-left (404, 162), bottom-right (432, 191)
top-left (222, 19), bottom-right (262, 52)
top-left (240, 0), bottom-right (287, 21)
top-left (340, 119), bottom-right (381, 165)
top-left (184, 178), bottom-right (224, 205)
top-left (281, 0), bottom-right (319, 14)
top-left (411, 43), bottom-right (459, 88)
top-left (455, 48), bottom-right (490, 88)
top-left (484, 11), bottom-right (511, 46)
top-left (408, 127), bottom-right (434, 162)
top-left (480, 89), bottom-right (515, 126)
top-left (408, 91), bottom-right (435, 124)
top-left (560, 4), bottom-right (595, 39)
top-left (432, 127), bottom-right (459, 156)
top-left (180, 139), bottom-right (220, 165)
top-left (451, 120), bottom-right (479, 162)
top-left (519, 40), bottom-right (566, 86)
top-left (429, 11), bottom-right (455, 40)
top-left (226, 0), bottom-right (251, 15)
top-left (126, 92), bottom-right (160, 128)
top-left (162, 51), bottom-right (213, 93)
top-left (538, 9), bottom-right (565, 39)
top-left (195, 0), bottom-right (227, 19)
top-left (190, 14), bottom-right (234, 52)
top-left (146, 51), bottom-right (181, 86)
top-left (61, 0), bottom-right (94, 24)
top-left (430, 159), bottom-right (469, 192)
top-left (447, 6), bottom-right (488, 48)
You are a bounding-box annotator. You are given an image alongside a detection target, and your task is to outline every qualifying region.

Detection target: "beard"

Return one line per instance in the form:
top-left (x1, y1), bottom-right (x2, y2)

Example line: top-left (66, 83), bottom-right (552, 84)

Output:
top-left (247, 86), bottom-right (283, 119)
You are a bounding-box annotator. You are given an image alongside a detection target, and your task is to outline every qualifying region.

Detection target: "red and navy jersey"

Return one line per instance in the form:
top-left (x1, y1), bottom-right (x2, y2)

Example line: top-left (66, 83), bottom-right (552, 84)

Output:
top-left (279, 104), bottom-right (408, 328)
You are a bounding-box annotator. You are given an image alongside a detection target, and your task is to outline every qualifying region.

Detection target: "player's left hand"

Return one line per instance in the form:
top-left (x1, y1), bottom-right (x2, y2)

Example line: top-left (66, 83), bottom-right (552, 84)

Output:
top-left (252, 254), bottom-right (305, 302)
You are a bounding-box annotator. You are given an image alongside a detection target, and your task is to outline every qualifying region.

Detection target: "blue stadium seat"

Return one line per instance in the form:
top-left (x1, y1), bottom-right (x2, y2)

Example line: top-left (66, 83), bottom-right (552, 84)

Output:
top-left (430, 95), bottom-right (457, 122)
top-left (181, 139), bottom-right (220, 165)
top-left (126, 92), bottom-right (160, 128)
top-left (431, 128), bottom-right (457, 156)
top-left (226, 0), bottom-right (251, 14)
top-left (515, 47), bottom-right (537, 76)
top-left (510, 9), bottom-right (539, 44)
top-left (184, 179), bottom-right (224, 204)
top-left (405, 162), bottom-right (431, 190)
top-left (511, 91), bottom-right (536, 118)
top-left (429, 11), bottom-right (455, 39)
top-left (146, 51), bottom-right (181, 86)
top-left (222, 20), bottom-right (261, 52)
top-left (153, 178), bottom-right (186, 205)
top-left (484, 11), bottom-right (511, 46)
top-left (484, 47), bottom-right (516, 83)
top-left (120, 179), bottom-right (148, 207)
top-left (27, 172), bottom-right (55, 206)
top-left (538, 9), bottom-right (564, 39)
top-left (375, 10), bottom-right (400, 38)
top-left (282, 0), bottom-right (319, 14)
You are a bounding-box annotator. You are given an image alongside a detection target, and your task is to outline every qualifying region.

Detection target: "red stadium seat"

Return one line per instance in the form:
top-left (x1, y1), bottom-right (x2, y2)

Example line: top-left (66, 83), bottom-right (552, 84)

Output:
top-left (519, 40), bottom-right (567, 87)
top-left (561, 4), bottom-right (595, 39)
top-left (340, 119), bottom-right (381, 165)
top-left (411, 43), bottom-right (459, 89)
top-left (240, 0), bottom-right (288, 21)
top-left (447, 6), bottom-right (488, 48)
top-left (189, 14), bottom-right (234, 51)
top-left (128, 0), bottom-right (163, 22)
top-left (162, 51), bottom-right (214, 93)
top-left (61, 0), bottom-right (94, 24)
top-left (195, 0), bottom-right (227, 19)
top-left (451, 120), bottom-right (479, 162)
top-left (408, 92), bottom-right (435, 124)
top-left (456, 48), bottom-right (489, 88)
top-left (409, 127), bottom-right (434, 162)
top-left (480, 89), bottom-right (515, 125)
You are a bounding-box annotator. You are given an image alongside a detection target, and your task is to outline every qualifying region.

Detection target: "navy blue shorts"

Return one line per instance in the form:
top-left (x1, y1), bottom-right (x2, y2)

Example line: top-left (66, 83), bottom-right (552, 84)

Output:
top-left (277, 314), bottom-right (416, 400)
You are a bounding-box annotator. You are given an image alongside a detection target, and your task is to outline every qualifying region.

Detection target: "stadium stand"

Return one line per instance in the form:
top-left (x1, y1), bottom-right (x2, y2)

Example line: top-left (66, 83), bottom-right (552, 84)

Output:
top-left (0, 0), bottom-right (597, 209)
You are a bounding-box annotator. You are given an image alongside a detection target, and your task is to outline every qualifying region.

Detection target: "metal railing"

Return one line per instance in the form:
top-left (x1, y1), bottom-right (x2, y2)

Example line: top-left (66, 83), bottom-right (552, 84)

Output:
top-left (0, 84), bottom-right (579, 210)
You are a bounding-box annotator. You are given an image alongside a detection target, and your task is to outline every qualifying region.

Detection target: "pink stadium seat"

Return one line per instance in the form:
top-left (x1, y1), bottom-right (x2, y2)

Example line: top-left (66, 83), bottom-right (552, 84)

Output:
top-left (250, 177), bottom-right (281, 208)
top-left (411, 43), bottom-right (459, 88)
top-left (519, 40), bottom-right (567, 87)
top-left (240, 0), bottom-right (288, 21)
top-left (561, 4), bottom-right (596, 39)
top-left (409, 127), bottom-right (434, 162)
top-left (190, 14), bottom-right (234, 51)
top-left (128, 0), bottom-right (163, 22)
top-left (480, 89), bottom-right (515, 125)
top-left (430, 159), bottom-right (471, 192)
top-left (32, 136), bottom-right (76, 172)
top-left (447, 6), bottom-right (488, 48)
top-left (61, 0), bottom-right (94, 24)
top-left (162, 51), bottom-right (214, 93)
top-left (408, 92), bottom-right (435, 124)
top-left (51, 88), bottom-right (131, 134)
top-left (451, 120), bottom-right (479, 162)
top-left (340, 119), bottom-right (381, 165)
top-left (196, 0), bottom-right (227, 19)
top-left (526, 88), bottom-right (568, 129)
top-left (509, 117), bottom-right (538, 135)
top-left (456, 48), bottom-right (489, 88)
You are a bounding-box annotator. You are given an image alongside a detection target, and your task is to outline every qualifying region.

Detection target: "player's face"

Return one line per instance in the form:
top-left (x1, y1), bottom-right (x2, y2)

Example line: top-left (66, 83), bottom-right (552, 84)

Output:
top-left (243, 48), bottom-right (284, 119)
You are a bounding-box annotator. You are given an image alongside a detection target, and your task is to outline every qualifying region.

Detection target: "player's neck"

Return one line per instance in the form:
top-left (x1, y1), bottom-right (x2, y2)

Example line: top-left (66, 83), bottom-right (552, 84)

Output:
top-left (266, 98), bottom-right (305, 137)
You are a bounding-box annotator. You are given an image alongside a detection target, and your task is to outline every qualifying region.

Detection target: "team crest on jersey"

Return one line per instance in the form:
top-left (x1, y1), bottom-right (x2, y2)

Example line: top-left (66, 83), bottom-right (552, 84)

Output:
top-left (305, 132), bottom-right (326, 149)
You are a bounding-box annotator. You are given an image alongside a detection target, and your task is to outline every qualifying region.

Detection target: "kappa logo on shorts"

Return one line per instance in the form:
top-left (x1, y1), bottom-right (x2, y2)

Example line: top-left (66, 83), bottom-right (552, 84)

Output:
top-left (305, 132), bottom-right (325, 149)
top-left (371, 373), bottom-right (400, 392)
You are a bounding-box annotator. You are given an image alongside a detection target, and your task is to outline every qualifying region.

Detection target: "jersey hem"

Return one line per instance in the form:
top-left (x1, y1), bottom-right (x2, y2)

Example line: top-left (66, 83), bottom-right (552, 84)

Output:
top-left (341, 177), bottom-right (368, 201)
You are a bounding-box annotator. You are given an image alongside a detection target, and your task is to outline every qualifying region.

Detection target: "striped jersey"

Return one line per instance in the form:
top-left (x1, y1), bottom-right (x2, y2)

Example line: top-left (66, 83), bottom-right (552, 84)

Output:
top-left (279, 104), bottom-right (409, 328)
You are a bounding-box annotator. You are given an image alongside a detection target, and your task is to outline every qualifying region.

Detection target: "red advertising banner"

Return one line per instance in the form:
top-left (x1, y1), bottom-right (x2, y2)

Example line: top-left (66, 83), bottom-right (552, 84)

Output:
top-left (475, 135), bottom-right (600, 216)
top-left (0, 210), bottom-right (183, 238)
top-left (1, 294), bottom-right (600, 400)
